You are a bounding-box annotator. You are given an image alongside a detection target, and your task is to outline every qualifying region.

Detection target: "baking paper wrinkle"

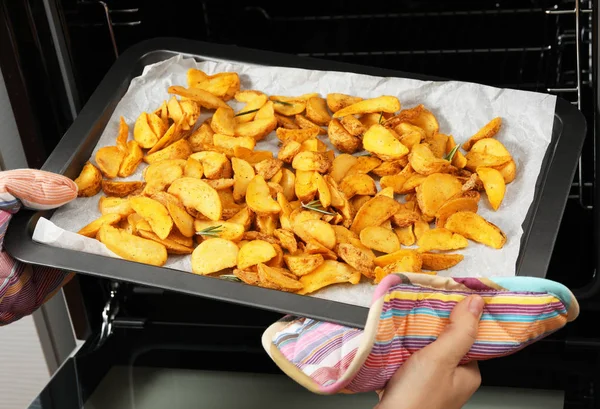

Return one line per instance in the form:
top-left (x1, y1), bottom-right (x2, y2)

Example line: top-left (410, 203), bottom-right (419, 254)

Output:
top-left (33, 55), bottom-right (556, 308)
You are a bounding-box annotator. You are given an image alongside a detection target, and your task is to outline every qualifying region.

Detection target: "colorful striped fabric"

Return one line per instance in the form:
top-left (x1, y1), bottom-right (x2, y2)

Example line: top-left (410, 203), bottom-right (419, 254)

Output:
top-left (0, 169), bottom-right (77, 325)
top-left (262, 273), bottom-right (579, 395)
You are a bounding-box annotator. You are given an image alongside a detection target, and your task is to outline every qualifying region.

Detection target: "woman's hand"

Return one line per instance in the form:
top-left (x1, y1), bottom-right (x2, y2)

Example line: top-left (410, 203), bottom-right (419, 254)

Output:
top-left (375, 294), bottom-right (484, 409)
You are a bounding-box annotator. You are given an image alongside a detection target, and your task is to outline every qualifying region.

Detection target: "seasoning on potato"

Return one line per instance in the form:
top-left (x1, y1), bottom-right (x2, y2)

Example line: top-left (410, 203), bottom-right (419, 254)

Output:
top-left (75, 66), bottom-right (516, 294)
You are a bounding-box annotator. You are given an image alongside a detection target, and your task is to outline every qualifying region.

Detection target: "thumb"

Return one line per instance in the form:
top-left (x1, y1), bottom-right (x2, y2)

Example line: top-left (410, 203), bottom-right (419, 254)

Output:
top-left (426, 294), bottom-right (484, 365)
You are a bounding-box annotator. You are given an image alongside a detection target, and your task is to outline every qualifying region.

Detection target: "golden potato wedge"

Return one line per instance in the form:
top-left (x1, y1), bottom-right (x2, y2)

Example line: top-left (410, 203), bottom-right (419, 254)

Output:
top-left (142, 159), bottom-right (185, 196)
top-left (397, 131), bottom-right (423, 150)
top-left (336, 242), bottom-right (375, 278)
top-left (312, 173), bottom-right (331, 209)
top-left (462, 117), bottom-right (502, 151)
top-left (234, 118), bottom-right (278, 141)
top-left (74, 162), bottom-right (102, 197)
top-left (270, 97), bottom-right (306, 116)
top-left (445, 211), bottom-right (506, 249)
top-left (210, 106), bottom-right (235, 135)
top-left (164, 202), bottom-right (194, 238)
top-left (276, 127), bottom-right (320, 144)
top-left (493, 159), bottom-right (517, 184)
top-left (78, 213), bottom-right (122, 238)
top-left (465, 152), bottom-right (511, 171)
top-left (99, 196), bottom-right (134, 217)
top-left (190, 151), bottom-right (231, 180)
top-left (137, 229), bottom-right (193, 255)
top-left (402, 106), bottom-right (439, 139)
top-left (421, 253), bottom-right (464, 271)
top-left (298, 220), bottom-right (336, 249)
top-left (374, 249), bottom-right (422, 268)
top-left (395, 225), bottom-right (416, 246)
top-left (255, 214), bottom-right (277, 236)
top-left (98, 224), bottom-right (167, 266)
top-left (284, 253), bottom-right (324, 276)
top-left (360, 112), bottom-right (385, 129)
top-left (188, 122), bottom-right (215, 152)
top-left (346, 156), bottom-right (382, 178)
top-left (339, 115), bottom-right (367, 138)
top-left (95, 146), bottom-right (125, 179)
top-left (329, 154), bottom-right (359, 183)
top-left (416, 228), bottom-right (468, 252)
top-left (326, 93), bottom-right (363, 113)
top-left (292, 151), bottom-right (331, 173)
top-left (399, 174), bottom-right (427, 195)
top-left (229, 157), bottom-right (255, 202)
top-left (327, 118), bottom-right (361, 154)
top-left (394, 122), bottom-right (426, 138)
top-left (297, 260), bottom-right (361, 295)
top-left (413, 220), bottom-right (430, 241)
top-left (340, 174), bottom-right (377, 199)
top-left (278, 139), bottom-right (302, 164)
top-left (416, 173), bottom-right (463, 218)
top-left (350, 195), bottom-right (402, 234)
top-left (191, 238), bottom-right (238, 275)
top-left (101, 181), bottom-right (144, 198)
top-left (144, 139), bottom-right (192, 165)
top-left (279, 168), bottom-right (296, 201)
top-left (246, 175), bottom-right (281, 215)
top-left (275, 113), bottom-right (299, 129)
top-left (350, 195), bottom-right (372, 214)
top-left (233, 268), bottom-right (260, 285)
top-left (477, 167), bottom-right (506, 211)
top-left (168, 177), bottom-right (222, 221)
top-left (183, 157), bottom-right (204, 179)
top-left (391, 203), bottom-right (420, 227)
top-left (228, 206), bottom-right (254, 230)
top-left (426, 133), bottom-right (448, 158)
top-left (305, 97), bottom-right (331, 126)
top-left (129, 196), bottom-right (173, 240)
top-left (446, 135), bottom-right (467, 168)
top-left (256, 263), bottom-right (301, 291)
top-left (237, 240), bottom-right (277, 269)
top-left (133, 112), bottom-right (158, 149)
top-left (435, 194), bottom-right (479, 228)
top-left (254, 159), bottom-right (283, 180)
top-left (116, 116), bottom-right (129, 152)
top-left (204, 178), bottom-right (235, 190)
top-left (117, 141), bottom-right (144, 178)
top-left (295, 170), bottom-right (318, 203)
top-left (373, 255), bottom-right (425, 283)
top-left (194, 220), bottom-right (244, 242)
top-left (359, 226), bottom-right (400, 254)
top-left (409, 144), bottom-right (453, 175)
top-left (147, 114), bottom-right (187, 155)
top-left (168, 85), bottom-right (228, 109)
top-left (363, 125), bottom-right (409, 160)
top-left (333, 96), bottom-right (400, 118)
top-left (234, 90), bottom-right (268, 123)
top-left (188, 70), bottom-right (240, 101)
top-left (295, 114), bottom-right (326, 135)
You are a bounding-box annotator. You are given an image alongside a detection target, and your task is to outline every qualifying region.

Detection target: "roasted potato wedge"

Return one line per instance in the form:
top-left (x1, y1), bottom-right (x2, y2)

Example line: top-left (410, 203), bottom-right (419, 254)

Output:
top-left (279, 168), bottom-right (296, 202)
top-left (297, 260), bottom-right (361, 295)
top-left (326, 93), bottom-right (363, 113)
top-left (346, 156), bottom-right (382, 178)
top-left (168, 177), bottom-right (222, 221)
top-left (292, 151), bottom-right (332, 173)
top-left (137, 229), bottom-right (193, 255)
top-left (98, 224), bottom-right (167, 266)
top-left (463, 117), bottom-right (502, 151)
top-left (284, 253), bottom-right (324, 276)
top-left (246, 175), bottom-right (281, 215)
top-left (276, 127), bottom-right (320, 144)
top-left (374, 249), bottom-right (422, 269)
top-left (99, 196), bottom-right (134, 216)
top-left (421, 253), bottom-right (464, 271)
top-left (327, 118), bottom-right (361, 154)
top-left (333, 96), bottom-right (400, 118)
top-left (359, 226), bottom-right (400, 254)
top-left (101, 180), bottom-right (144, 198)
top-left (210, 106), bottom-right (236, 135)
top-left (95, 146), bottom-right (125, 179)
top-left (190, 151), bottom-right (231, 179)
top-left (295, 170), bottom-right (318, 203)
top-left (350, 196), bottom-right (402, 234)
top-left (195, 220), bottom-right (244, 242)
top-left (168, 85), bottom-right (229, 109)
top-left (187, 69), bottom-right (240, 100)
top-left (305, 97), bottom-right (331, 126)
top-left (363, 125), bottom-right (409, 160)
top-left (329, 154), bottom-right (359, 184)
top-left (234, 90), bottom-right (268, 123)
top-left (270, 96), bottom-right (307, 116)
top-left (435, 193), bottom-right (479, 227)
top-left (192, 238), bottom-right (239, 275)
top-left (237, 239), bottom-right (277, 269)
top-left (477, 167), bottom-right (506, 211)
top-left (297, 219), bottom-right (336, 249)
top-left (340, 174), bottom-right (377, 199)
top-left (130, 196), bottom-right (173, 240)
top-left (254, 159), bottom-right (283, 180)
top-left (416, 173), bottom-right (463, 218)
top-left (74, 162), bottom-right (102, 197)
top-left (445, 211), bottom-right (506, 249)
top-left (409, 144), bottom-right (453, 175)
top-left (295, 114), bottom-right (326, 135)
top-left (339, 115), bottom-right (367, 138)
top-left (118, 141), bottom-right (144, 178)
top-left (144, 139), bottom-right (192, 165)
top-left (417, 228), bottom-right (468, 252)
top-left (257, 263), bottom-right (303, 292)
top-left (493, 159), bottom-right (517, 184)
top-left (78, 213), bottom-right (122, 238)
top-left (395, 225), bottom-right (416, 246)
top-left (446, 135), bottom-right (467, 169)
top-left (336, 242), bottom-right (375, 278)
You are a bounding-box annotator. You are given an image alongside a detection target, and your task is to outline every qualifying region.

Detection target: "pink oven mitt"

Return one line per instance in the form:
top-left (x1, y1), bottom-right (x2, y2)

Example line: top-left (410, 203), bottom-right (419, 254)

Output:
top-left (0, 169), bottom-right (78, 325)
top-left (262, 273), bottom-right (579, 394)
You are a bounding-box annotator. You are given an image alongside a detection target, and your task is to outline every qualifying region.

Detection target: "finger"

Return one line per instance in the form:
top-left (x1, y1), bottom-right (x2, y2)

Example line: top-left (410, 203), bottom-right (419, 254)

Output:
top-left (455, 361), bottom-right (482, 394)
top-left (426, 295), bottom-right (484, 365)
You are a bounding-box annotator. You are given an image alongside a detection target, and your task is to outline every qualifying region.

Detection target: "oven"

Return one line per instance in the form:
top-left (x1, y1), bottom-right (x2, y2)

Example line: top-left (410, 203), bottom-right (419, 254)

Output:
top-left (1, 1), bottom-right (599, 408)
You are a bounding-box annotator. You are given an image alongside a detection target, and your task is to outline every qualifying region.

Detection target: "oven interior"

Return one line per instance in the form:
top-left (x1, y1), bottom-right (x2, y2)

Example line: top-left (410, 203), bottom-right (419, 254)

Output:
top-left (18, 0), bottom-right (600, 406)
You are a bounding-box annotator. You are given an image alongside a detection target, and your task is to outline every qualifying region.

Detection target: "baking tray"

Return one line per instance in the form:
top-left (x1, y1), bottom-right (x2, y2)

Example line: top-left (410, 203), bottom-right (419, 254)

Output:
top-left (4, 38), bottom-right (587, 328)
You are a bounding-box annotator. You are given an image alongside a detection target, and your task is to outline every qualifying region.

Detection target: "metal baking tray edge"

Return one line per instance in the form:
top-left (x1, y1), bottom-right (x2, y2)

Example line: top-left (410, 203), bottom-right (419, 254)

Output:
top-left (4, 38), bottom-right (587, 329)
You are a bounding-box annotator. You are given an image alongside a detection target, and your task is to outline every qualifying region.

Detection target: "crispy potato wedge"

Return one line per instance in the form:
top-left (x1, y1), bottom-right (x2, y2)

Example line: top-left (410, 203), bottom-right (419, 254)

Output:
top-left (295, 170), bottom-right (318, 203)
top-left (295, 114), bottom-right (326, 135)
top-left (254, 158), bottom-right (283, 180)
top-left (133, 113), bottom-right (159, 149)
top-left (130, 196), bottom-right (173, 240)
top-left (435, 194), bottom-right (479, 227)
top-left (144, 139), bottom-right (192, 164)
top-left (292, 151), bottom-right (332, 173)
top-left (279, 168), bottom-right (296, 201)
top-left (395, 225), bottom-right (416, 246)
top-left (276, 127), bottom-right (320, 144)
top-left (234, 118), bottom-right (278, 141)
top-left (333, 96), bottom-right (400, 118)
top-left (99, 196), bottom-right (135, 216)
top-left (213, 134), bottom-right (256, 154)
top-left (190, 151), bottom-right (231, 179)
top-left (409, 144), bottom-right (453, 175)
top-left (137, 229), bottom-right (193, 255)
top-left (298, 220), bottom-right (336, 249)
top-left (147, 115), bottom-right (187, 155)
top-left (257, 263), bottom-right (303, 292)
top-left (305, 97), bottom-right (331, 126)
top-left (403, 106), bottom-right (439, 139)
top-left (374, 249), bottom-right (422, 268)
top-left (350, 195), bottom-right (402, 234)
top-left (327, 118), bottom-right (361, 153)
top-left (417, 228), bottom-right (468, 252)
top-left (346, 156), bottom-right (382, 178)
top-left (350, 195), bottom-right (372, 214)
top-left (192, 238), bottom-right (239, 275)
top-left (326, 93), bottom-right (363, 113)
top-left (363, 125), bottom-right (409, 160)
top-left (371, 160), bottom-right (405, 177)
top-left (142, 159), bottom-right (185, 196)
top-left (255, 214), bottom-right (278, 236)
top-left (228, 206), bottom-right (254, 230)
top-left (74, 162), bottom-right (102, 197)
top-left (187, 69), bottom-right (240, 100)
top-left (493, 159), bottom-right (517, 184)
top-left (189, 122), bottom-right (215, 152)
top-left (339, 115), bottom-right (367, 138)
top-left (233, 268), bottom-right (260, 285)
top-left (446, 135), bottom-right (467, 168)
top-left (445, 211), bottom-right (506, 249)
top-left (184, 157), bottom-right (204, 179)
top-left (246, 175), bottom-right (281, 215)
top-left (271, 229), bottom-right (296, 253)
top-left (211, 106), bottom-right (236, 135)
top-left (336, 242), bottom-right (375, 278)
top-left (234, 90), bottom-right (268, 123)
top-left (270, 97), bottom-right (307, 116)
top-left (118, 140), bottom-right (144, 178)
top-left (426, 133), bottom-right (448, 158)
top-left (463, 117), bottom-right (502, 151)
top-left (237, 239), bottom-right (277, 269)
top-left (413, 220), bottom-right (430, 241)
top-left (284, 253), bottom-right (324, 276)
top-left (340, 174), bottom-right (377, 199)
top-left (398, 174), bottom-right (426, 194)
top-left (78, 213), bottom-right (122, 238)
top-left (168, 85), bottom-right (228, 109)
top-left (95, 146), bottom-right (125, 179)
top-left (98, 224), bottom-right (167, 266)
top-left (394, 122), bottom-right (426, 138)
top-left (421, 253), bottom-right (464, 271)
top-left (416, 173), bottom-right (463, 218)
top-left (312, 173), bottom-right (331, 209)
top-left (297, 260), bottom-right (361, 295)
top-left (276, 113), bottom-right (299, 129)
top-left (329, 154), bottom-right (359, 184)
top-left (231, 157), bottom-right (255, 202)
top-left (465, 138), bottom-right (512, 171)
top-left (477, 167), bottom-right (506, 211)
top-left (165, 201), bottom-right (194, 238)
top-left (101, 181), bottom-right (144, 198)
top-left (205, 178), bottom-right (235, 190)
top-left (373, 254), bottom-right (425, 283)
top-left (195, 220), bottom-right (244, 242)
top-left (168, 177), bottom-right (222, 221)
top-left (278, 139), bottom-right (302, 164)
top-left (359, 226), bottom-right (401, 254)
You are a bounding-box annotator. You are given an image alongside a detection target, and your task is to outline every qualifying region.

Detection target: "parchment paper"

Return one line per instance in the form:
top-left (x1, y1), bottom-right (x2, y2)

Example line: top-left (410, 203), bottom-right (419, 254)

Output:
top-left (33, 55), bottom-right (556, 308)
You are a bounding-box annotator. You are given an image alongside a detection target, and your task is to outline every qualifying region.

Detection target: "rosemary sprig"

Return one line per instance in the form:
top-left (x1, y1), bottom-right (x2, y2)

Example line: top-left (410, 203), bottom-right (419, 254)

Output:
top-left (234, 108), bottom-right (260, 117)
top-left (196, 225), bottom-right (224, 237)
top-left (219, 274), bottom-right (241, 282)
top-left (378, 111), bottom-right (384, 124)
top-left (444, 145), bottom-right (460, 162)
top-left (301, 200), bottom-right (335, 215)
top-left (273, 99), bottom-right (294, 106)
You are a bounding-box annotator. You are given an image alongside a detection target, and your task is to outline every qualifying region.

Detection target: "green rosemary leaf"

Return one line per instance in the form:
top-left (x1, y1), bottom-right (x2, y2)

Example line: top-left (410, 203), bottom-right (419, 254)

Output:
top-left (301, 200), bottom-right (335, 216)
top-left (234, 108), bottom-right (260, 117)
top-left (444, 145), bottom-right (460, 162)
top-left (219, 274), bottom-right (241, 282)
top-left (378, 111), bottom-right (384, 124)
top-left (196, 225), bottom-right (224, 237)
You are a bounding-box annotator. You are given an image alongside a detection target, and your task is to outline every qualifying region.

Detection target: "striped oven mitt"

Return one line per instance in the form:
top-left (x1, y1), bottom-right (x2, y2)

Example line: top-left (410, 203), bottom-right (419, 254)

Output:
top-left (0, 169), bottom-right (78, 325)
top-left (262, 273), bottom-right (579, 394)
